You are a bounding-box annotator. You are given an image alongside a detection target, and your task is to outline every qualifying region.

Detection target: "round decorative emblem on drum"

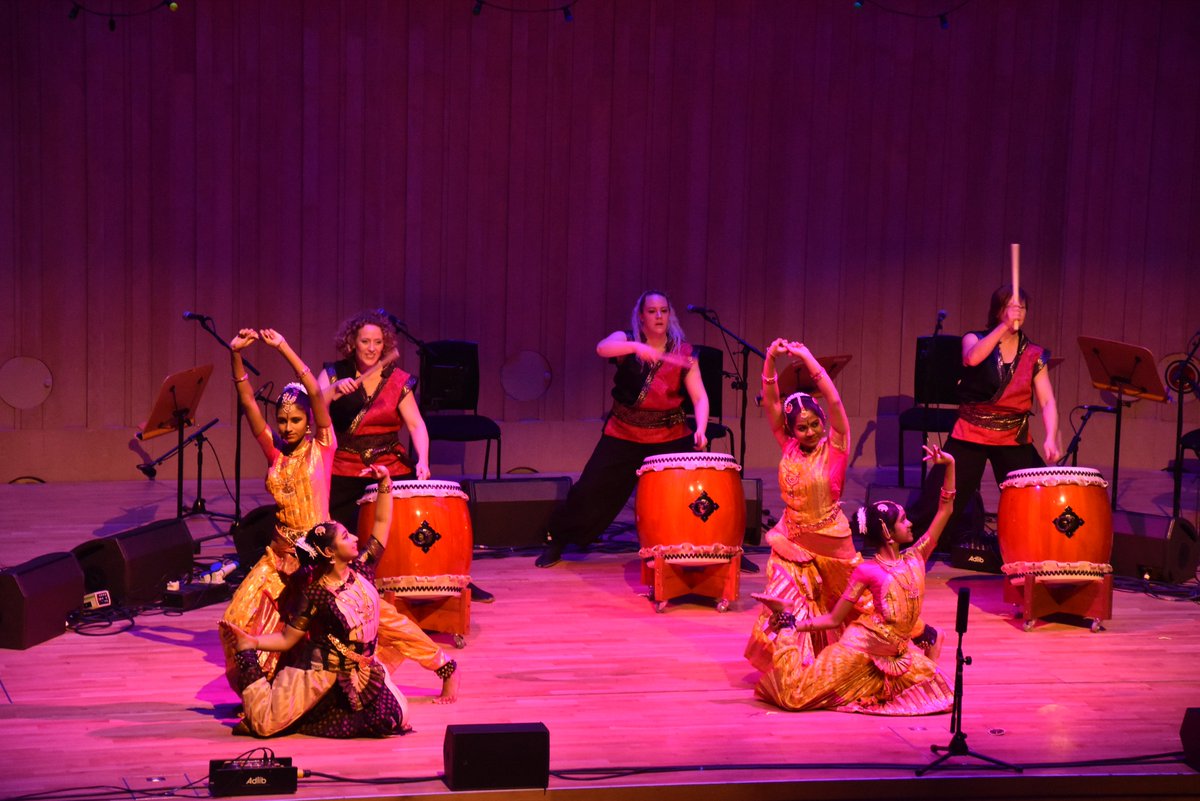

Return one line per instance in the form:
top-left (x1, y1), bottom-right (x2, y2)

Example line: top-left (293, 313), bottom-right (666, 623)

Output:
top-left (1052, 506), bottom-right (1085, 538)
top-left (688, 491), bottom-right (720, 522)
top-left (409, 520), bottom-right (442, 553)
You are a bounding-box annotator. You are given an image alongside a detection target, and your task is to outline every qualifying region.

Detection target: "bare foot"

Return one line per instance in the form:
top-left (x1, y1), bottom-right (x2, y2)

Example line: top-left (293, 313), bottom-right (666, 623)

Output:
top-left (434, 670), bottom-right (460, 704)
top-left (751, 593), bottom-right (787, 614)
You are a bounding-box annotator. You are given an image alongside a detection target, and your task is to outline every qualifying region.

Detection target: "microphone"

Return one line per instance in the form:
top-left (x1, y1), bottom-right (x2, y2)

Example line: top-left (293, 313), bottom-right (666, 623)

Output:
top-left (1081, 404), bottom-right (1116, 413)
top-left (686, 305), bottom-right (714, 315)
top-left (376, 308), bottom-right (405, 331)
top-left (933, 309), bottom-right (947, 336)
top-left (955, 587), bottom-right (971, 634)
top-left (182, 311), bottom-right (210, 322)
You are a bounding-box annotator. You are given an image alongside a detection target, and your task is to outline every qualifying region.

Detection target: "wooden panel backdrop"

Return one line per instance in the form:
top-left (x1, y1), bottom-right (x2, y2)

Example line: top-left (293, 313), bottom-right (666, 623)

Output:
top-left (0, 0), bottom-right (1197, 483)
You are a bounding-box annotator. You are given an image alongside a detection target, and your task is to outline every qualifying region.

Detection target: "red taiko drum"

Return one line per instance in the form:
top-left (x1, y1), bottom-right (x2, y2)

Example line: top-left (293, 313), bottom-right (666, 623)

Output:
top-left (357, 480), bottom-right (472, 598)
top-left (997, 467), bottom-right (1113, 576)
top-left (635, 452), bottom-right (745, 564)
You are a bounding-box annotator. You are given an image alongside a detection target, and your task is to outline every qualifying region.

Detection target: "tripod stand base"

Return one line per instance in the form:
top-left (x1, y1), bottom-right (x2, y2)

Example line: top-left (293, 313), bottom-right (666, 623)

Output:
top-left (916, 732), bottom-right (1022, 775)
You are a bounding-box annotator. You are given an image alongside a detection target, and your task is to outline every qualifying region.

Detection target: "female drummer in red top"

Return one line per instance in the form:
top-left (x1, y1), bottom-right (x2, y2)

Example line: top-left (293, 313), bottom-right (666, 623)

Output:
top-left (930, 284), bottom-right (1061, 551)
top-left (319, 310), bottom-right (430, 530)
top-left (535, 290), bottom-right (710, 568)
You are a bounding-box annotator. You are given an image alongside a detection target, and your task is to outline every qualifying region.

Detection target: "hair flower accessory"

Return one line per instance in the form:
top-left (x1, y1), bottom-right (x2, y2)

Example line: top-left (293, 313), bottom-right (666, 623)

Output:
top-left (295, 533), bottom-right (318, 559)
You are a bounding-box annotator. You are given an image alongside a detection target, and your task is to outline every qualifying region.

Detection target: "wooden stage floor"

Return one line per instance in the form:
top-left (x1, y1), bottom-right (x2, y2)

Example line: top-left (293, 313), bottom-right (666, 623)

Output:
top-left (1, 467), bottom-right (1198, 801)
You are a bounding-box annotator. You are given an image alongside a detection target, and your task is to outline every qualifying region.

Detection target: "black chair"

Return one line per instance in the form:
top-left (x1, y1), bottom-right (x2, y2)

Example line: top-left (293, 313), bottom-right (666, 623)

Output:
top-left (898, 335), bottom-right (962, 486)
top-left (683, 344), bottom-right (735, 455)
top-left (418, 340), bottom-right (502, 479)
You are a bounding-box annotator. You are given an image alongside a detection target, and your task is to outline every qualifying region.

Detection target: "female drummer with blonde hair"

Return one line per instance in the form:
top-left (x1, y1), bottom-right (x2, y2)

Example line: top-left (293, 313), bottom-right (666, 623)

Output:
top-left (535, 290), bottom-right (709, 568)
top-left (744, 338), bottom-right (865, 672)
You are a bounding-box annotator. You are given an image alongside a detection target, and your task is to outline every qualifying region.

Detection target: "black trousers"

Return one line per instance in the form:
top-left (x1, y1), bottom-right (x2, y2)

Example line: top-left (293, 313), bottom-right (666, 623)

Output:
top-left (916, 436), bottom-right (1044, 549)
top-left (329, 474), bottom-right (374, 534)
top-left (548, 433), bottom-right (696, 547)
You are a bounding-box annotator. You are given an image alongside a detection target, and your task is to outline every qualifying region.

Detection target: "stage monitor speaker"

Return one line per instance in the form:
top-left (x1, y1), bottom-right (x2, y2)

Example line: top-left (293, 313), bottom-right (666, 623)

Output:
top-left (0, 552), bottom-right (84, 650)
top-left (1111, 512), bottom-right (1199, 584)
top-left (743, 477), bottom-right (763, 546)
top-left (71, 518), bottom-right (195, 605)
top-left (231, 504), bottom-right (278, 568)
top-left (463, 477), bottom-right (571, 548)
top-left (1182, 708), bottom-right (1200, 772)
top-left (443, 722), bottom-right (550, 791)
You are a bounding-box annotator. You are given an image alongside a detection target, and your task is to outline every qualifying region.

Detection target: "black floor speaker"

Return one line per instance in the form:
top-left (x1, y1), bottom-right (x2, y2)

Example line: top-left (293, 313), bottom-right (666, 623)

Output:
top-left (0, 552), bottom-right (85, 650)
top-left (443, 722), bottom-right (550, 791)
top-left (231, 504), bottom-right (279, 568)
top-left (462, 477), bottom-right (571, 548)
top-left (1182, 708), bottom-right (1200, 772)
top-left (1111, 512), bottom-right (1199, 583)
top-left (71, 518), bottom-right (195, 604)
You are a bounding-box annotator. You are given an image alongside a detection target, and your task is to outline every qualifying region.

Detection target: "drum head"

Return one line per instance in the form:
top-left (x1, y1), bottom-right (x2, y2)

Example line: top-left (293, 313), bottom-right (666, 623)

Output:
top-left (360, 480), bottom-right (468, 503)
top-left (1000, 466), bottom-right (1107, 489)
top-left (637, 452), bottom-right (741, 475)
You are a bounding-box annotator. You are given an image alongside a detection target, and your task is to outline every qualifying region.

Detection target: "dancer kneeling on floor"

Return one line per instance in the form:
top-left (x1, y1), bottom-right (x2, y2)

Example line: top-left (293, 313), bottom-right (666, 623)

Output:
top-left (221, 465), bottom-right (433, 737)
top-left (752, 445), bottom-right (957, 715)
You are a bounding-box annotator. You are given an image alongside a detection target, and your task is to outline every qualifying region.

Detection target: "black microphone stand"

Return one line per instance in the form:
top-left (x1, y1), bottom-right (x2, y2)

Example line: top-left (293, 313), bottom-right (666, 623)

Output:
top-left (689, 309), bottom-right (764, 469)
top-left (1057, 406), bottom-right (1110, 467)
top-left (187, 314), bottom-right (259, 525)
top-left (918, 587), bottom-right (1021, 775)
top-left (690, 309), bottom-right (765, 574)
top-left (1168, 331), bottom-right (1200, 522)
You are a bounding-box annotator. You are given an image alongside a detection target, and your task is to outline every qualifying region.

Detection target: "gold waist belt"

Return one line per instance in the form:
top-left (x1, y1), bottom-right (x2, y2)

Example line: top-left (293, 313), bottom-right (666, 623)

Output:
top-left (610, 402), bottom-right (685, 429)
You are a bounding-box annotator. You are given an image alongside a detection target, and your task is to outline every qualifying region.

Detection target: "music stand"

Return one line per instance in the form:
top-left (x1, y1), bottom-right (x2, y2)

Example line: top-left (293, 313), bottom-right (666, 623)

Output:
top-left (137, 365), bottom-right (232, 522)
top-left (1077, 337), bottom-right (1167, 511)
top-left (777, 354), bottom-right (853, 399)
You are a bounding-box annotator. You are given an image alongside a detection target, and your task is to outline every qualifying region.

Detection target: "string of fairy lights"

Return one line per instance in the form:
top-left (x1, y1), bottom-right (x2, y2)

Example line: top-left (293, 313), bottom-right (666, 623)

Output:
top-left (66, 0), bottom-right (181, 31)
top-left (64, 1), bottom-right (973, 31)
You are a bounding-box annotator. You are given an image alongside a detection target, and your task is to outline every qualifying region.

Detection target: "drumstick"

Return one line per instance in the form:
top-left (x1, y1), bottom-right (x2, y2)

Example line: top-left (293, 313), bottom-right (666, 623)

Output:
top-left (358, 348), bottom-right (401, 383)
top-left (1010, 243), bottom-right (1020, 331)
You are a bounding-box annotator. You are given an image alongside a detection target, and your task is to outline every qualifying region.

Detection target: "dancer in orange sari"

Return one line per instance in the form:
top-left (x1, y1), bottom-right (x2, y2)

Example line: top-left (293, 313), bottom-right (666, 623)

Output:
top-left (221, 328), bottom-right (335, 689)
top-left (752, 446), bottom-right (956, 715)
top-left (744, 339), bottom-right (865, 672)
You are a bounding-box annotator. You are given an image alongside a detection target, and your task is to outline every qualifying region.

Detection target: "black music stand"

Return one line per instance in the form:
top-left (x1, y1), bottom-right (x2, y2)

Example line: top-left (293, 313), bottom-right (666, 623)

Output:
top-left (1077, 337), bottom-right (1167, 511)
top-left (137, 365), bottom-right (232, 522)
top-left (777, 354), bottom-right (853, 399)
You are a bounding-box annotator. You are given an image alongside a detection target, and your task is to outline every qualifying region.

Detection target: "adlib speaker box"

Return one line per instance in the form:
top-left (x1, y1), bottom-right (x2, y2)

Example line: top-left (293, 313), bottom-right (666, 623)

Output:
top-left (72, 518), bottom-right (195, 605)
top-left (1111, 512), bottom-right (1199, 583)
top-left (0, 552), bottom-right (84, 650)
top-left (462, 477), bottom-right (571, 548)
top-left (443, 722), bottom-right (550, 791)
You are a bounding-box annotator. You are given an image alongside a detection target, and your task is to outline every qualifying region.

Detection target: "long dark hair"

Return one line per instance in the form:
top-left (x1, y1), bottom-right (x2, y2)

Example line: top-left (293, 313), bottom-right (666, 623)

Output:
top-left (860, 500), bottom-right (903, 549)
top-left (295, 520), bottom-right (342, 581)
top-left (986, 284), bottom-right (1030, 330)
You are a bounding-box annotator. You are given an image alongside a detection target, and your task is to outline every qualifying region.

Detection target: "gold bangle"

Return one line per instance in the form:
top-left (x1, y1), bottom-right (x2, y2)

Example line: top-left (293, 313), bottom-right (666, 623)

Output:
top-left (761, 373), bottom-right (778, 385)
top-left (296, 366), bottom-right (311, 379)
top-left (233, 373), bottom-right (249, 384)
top-left (811, 370), bottom-right (827, 382)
